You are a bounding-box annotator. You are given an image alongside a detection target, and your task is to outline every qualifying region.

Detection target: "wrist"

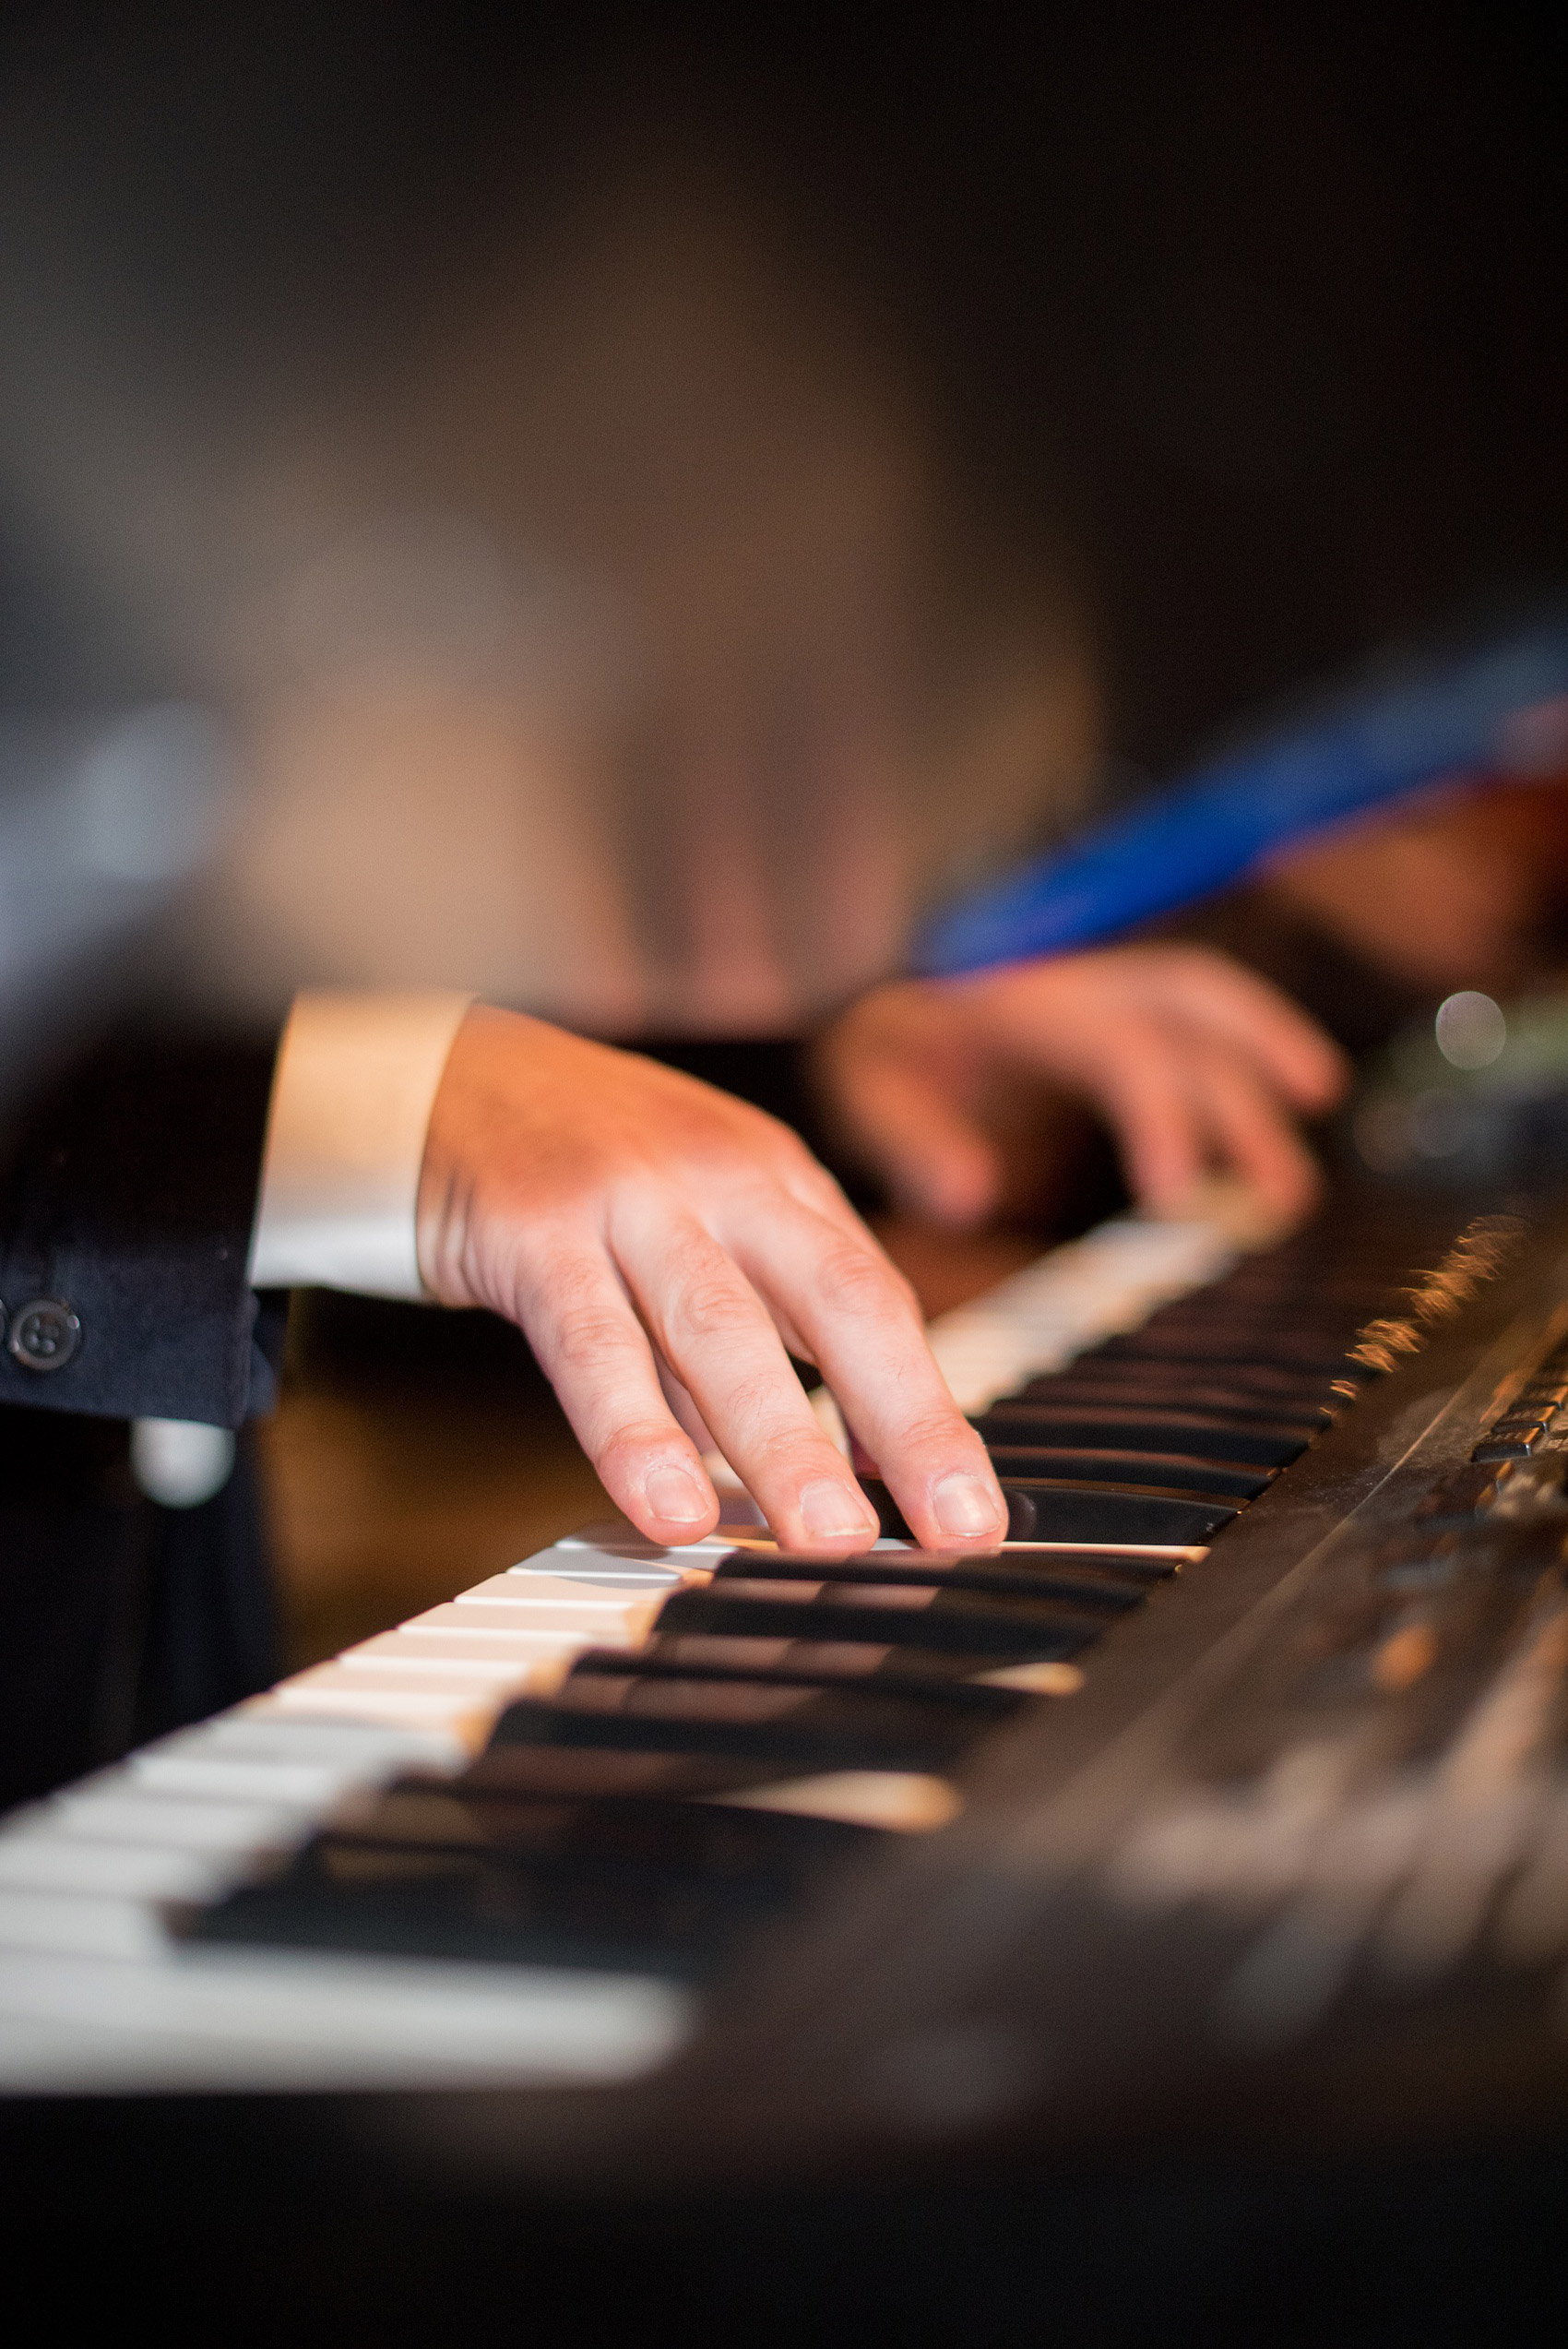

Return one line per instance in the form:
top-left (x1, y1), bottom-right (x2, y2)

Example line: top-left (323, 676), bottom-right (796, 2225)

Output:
top-left (250, 988), bottom-right (474, 1298)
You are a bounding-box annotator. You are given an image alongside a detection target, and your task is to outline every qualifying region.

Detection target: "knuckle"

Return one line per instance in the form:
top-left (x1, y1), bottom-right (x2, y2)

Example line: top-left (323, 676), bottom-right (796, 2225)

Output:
top-left (598, 1423), bottom-right (687, 1482)
top-left (552, 1303), bottom-right (638, 1376)
top-left (671, 1272), bottom-right (764, 1344)
top-left (897, 1401), bottom-right (974, 1455)
top-left (719, 1368), bottom-right (806, 1440)
top-left (529, 1227), bottom-right (608, 1294)
top-left (735, 1096), bottom-right (807, 1154)
top-left (750, 1116), bottom-right (828, 1190)
top-left (814, 1236), bottom-right (906, 1318)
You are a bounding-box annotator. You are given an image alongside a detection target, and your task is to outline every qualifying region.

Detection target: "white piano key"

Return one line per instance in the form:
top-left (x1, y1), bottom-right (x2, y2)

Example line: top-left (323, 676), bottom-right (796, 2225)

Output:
top-left (553, 1529), bottom-right (675, 1554)
top-left (334, 1647), bottom-right (552, 1681)
top-left (281, 1661), bottom-right (519, 1700)
top-left (713, 1771), bottom-right (963, 1833)
top-left (514, 1547), bottom-right (693, 1585)
top-left (1008, 1541), bottom-right (1206, 1561)
top-left (0, 1950), bottom-right (694, 2092)
top-left (0, 1717), bottom-right (437, 1869)
top-left (461, 1570), bottom-right (627, 1606)
top-left (42, 1788), bottom-right (313, 1852)
top-left (351, 1628), bottom-right (581, 1672)
top-left (267, 1677), bottom-right (504, 1734)
top-left (527, 1568), bottom-right (690, 1589)
top-left (232, 1696), bottom-right (473, 1765)
top-left (354, 1625), bottom-right (556, 1663)
top-left (0, 1838), bottom-right (220, 1901)
top-left (450, 1572), bottom-right (663, 1635)
top-left (0, 2011), bottom-right (225, 2093)
top-left (401, 1602), bottom-right (631, 1640)
top-left (919, 1209), bottom-right (1238, 1413)
top-left (190, 1714), bottom-right (460, 1769)
top-left (552, 1523), bottom-right (765, 1557)
top-left (970, 1661), bottom-right (1085, 1696)
top-left (129, 1752), bottom-right (352, 1806)
top-left (0, 1890), bottom-right (169, 1961)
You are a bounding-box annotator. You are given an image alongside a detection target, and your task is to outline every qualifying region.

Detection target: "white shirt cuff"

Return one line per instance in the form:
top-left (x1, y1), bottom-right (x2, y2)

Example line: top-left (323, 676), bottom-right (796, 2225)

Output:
top-left (248, 990), bottom-right (475, 1298)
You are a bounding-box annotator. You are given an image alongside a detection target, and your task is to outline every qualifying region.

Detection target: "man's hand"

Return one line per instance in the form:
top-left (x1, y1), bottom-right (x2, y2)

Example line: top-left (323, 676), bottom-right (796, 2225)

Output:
top-left (417, 1008), bottom-right (1006, 1553)
top-left (814, 944), bottom-right (1349, 1230)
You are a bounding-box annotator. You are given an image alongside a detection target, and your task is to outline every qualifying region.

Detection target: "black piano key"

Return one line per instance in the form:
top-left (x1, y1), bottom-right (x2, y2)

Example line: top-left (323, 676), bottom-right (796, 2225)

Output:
top-left (569, 1643), bottom-right (1033, 1719)
top-left (486, 1675), bottom-right (985, 1771)
top-left (978, 1446), bottom-right (1272, 1499)
top-left (1002, 1376), bottom-right (1336, 1427)
top-left (348, 1779), bottom-right (878, 1872)
top-left (449, 1747), bottom-right (810, 1803)
top-left (707, 1547), bottom-right (1166, 1601)
top-left (861, 1474), bottom-right (1239, 1546)
top-left (1011, 1367), bottom-right (1339, 1417)
top-left (1129, 1313), bottom-right (1360, 1346)
top-left (192, 1846), bottom-right (755, 1978)
top-left (970, 1407), bottom-right (1312, 1467)
top-left (1049, 1346), bottom-right (1347, 1381)
top-left (1471, 1419), bottom-right (1550, 1461)
top-left (1088, 1333), bottom-right (1362, 1376)
top-left (1158, 1284), bottom-right (1383, 1310)
top-left (1197, 1282), bottom-right (1379, 1305)
top-left (1072, 1327), bottom-right (1359, 1366)
top-left (1134, 1293), bottom-right (1367, 1322)
top-left (638, 1635), bottom-right (1051, 1691)
top-left (658, 1574), bottom-right (1113, 1658)
top-left (187, 1786), bottom-right (875, 1979)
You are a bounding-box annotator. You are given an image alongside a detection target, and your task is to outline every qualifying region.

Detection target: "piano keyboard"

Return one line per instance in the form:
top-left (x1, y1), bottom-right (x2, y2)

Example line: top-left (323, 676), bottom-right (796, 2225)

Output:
top-left (0, 1201), bottom-right (1250, 2093)
top-left (7, 1182), bottom-right (1568, 2169)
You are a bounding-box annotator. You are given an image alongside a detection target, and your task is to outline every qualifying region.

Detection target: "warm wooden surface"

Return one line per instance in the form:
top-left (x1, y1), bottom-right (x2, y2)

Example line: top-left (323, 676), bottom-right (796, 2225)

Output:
top-left (257, 1294), bottom-right (610, 1671)
top-left (259, 1385), bottom-right (611, 1672)
top-left (258, 1217), bottom-right (1047, 1672)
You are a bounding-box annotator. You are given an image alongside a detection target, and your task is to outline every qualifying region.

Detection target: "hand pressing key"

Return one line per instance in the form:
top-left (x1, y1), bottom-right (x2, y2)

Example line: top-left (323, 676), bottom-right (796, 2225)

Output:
top-left (814, 943), bottom-right (1348, 1231)
top-left (416, 1006), bottom-right (1006, 1554)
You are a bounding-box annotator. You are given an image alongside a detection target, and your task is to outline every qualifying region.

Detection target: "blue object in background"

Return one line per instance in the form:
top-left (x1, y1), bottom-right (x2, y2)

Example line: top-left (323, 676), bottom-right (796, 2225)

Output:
top-left (912, 609), bottom-right (1568, 979)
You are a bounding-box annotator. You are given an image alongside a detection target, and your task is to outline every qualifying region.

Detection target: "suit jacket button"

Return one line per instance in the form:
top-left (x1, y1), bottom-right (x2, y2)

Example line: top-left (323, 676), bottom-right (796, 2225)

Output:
top-left (9, 1297), bottom-right (82, 1372)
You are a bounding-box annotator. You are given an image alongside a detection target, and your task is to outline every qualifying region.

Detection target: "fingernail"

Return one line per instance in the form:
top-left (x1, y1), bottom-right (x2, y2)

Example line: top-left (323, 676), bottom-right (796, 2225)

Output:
top-left (645, 1464), bottom-right (711, 1525)
top-left (800, 1477), bottom-right (878, 1541)
top-left (932, 1470), bottom-right (1004, 1540)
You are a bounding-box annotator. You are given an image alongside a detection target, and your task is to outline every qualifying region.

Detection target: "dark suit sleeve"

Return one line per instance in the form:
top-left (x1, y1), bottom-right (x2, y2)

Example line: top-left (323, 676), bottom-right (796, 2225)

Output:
top-left (0, 1031), bottom-right (282, 1426)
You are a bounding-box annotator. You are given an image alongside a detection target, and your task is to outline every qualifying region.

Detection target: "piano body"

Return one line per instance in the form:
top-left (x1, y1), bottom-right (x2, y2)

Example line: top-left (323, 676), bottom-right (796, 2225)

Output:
top-left (6, 1180), bottom-right (1568, 2340)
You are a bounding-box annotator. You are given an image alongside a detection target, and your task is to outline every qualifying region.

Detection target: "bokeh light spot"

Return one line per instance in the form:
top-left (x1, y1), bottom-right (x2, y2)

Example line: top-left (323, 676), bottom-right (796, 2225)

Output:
top-left (1434, 991), bottom-right (1507, 1070)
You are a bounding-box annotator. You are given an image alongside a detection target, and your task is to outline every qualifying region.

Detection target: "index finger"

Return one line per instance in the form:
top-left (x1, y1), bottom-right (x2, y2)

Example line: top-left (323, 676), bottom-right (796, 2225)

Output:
top-left (612, 1196), bottom-right (884, 1551)
top-left (734, 1198), bottom-right (1007, 1550)
top-left (1152, 951), bottom-right (1349, 1107)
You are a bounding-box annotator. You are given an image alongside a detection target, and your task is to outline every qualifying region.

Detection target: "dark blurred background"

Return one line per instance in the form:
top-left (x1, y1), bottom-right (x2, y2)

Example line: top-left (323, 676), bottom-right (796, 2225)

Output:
top-left (3, 0), bottom-right (1562, 767)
